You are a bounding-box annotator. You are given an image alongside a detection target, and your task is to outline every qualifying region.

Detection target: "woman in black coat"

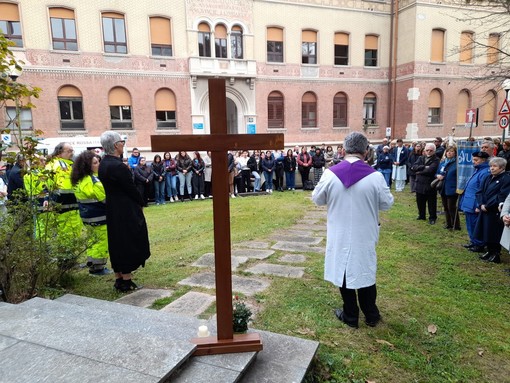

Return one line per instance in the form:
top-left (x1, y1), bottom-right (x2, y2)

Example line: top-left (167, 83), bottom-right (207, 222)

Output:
top-left (98, 131), bottom-right (150, 292)
top-left (411, 143), bottom-right (440, 224)
top-left (134, 157), bottom-right (153, 207)
top-left (474, 157), bottom-right (510, 263)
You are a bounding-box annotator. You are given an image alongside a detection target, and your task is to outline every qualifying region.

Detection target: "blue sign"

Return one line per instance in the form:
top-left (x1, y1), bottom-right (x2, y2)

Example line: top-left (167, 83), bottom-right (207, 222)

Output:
top-left (247, 124), bottom-right (256, 134)
top-left (193, 123), bottom-right (204, 130)
top-left (457, 140), bottom-right (481, 193)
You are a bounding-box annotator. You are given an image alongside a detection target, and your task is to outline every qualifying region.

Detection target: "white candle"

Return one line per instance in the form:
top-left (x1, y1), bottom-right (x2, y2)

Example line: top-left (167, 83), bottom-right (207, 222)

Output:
top-left (197, 325), bottom-right (209, 337)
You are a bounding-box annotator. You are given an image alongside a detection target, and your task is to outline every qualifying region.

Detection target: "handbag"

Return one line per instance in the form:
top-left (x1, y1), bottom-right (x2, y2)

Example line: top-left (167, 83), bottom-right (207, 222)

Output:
top-left (430, 178), bottom-right (443, 190)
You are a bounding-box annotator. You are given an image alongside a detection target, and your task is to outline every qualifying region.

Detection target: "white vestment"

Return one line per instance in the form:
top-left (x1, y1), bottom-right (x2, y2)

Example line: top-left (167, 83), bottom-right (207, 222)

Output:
top-left (312, 158), bottom-right (394, 289)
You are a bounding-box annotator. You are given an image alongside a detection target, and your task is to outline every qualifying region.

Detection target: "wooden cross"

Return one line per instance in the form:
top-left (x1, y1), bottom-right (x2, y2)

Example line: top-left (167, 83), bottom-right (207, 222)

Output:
top-left (151, 78), bottom-right (284, 355)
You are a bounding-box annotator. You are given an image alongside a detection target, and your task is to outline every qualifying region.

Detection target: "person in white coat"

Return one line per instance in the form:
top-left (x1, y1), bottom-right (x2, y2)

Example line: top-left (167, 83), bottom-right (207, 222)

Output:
top-left (312, 132), bottom-right (394, 328)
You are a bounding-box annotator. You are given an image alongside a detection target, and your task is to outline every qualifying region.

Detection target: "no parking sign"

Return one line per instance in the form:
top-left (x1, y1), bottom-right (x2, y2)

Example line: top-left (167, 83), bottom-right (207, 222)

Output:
top-left (1, 134), bottom-right (11, 145)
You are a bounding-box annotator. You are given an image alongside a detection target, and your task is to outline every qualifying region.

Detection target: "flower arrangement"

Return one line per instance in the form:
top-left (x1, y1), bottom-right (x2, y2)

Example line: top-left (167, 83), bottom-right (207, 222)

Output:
top-left (232, 295), bottom-right (252, 333)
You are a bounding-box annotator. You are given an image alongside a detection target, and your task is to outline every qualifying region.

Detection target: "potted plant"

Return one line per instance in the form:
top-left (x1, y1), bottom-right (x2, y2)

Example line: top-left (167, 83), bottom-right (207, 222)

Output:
top-left (232, 295), bottom-right (252, 333)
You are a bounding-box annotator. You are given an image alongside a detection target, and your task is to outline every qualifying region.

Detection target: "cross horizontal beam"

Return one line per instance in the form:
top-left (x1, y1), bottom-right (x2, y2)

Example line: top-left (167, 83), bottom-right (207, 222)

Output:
top-left (151, 134), bottom-right (284, 153)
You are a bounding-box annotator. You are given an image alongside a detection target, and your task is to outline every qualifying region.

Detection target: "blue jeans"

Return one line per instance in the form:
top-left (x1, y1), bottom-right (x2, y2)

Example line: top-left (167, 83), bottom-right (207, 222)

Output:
top-left (378, 168), bottom-right (391, 187)
top-left (154, 180), bottom-right (165, 204)
top-left (264, 171), bottom-right (273, 190)
top-left (178, 171), bottom-right (192, 196)
top-left (165, 173), bottom-right (177, 197)
top-left (285, 171), bottom-right (295, 189)
top-left (252, 171), bottom-right (261, 191)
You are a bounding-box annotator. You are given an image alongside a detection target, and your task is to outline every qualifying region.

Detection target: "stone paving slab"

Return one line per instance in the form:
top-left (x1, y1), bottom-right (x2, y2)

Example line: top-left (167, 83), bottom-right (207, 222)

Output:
top-left (0, 340), bottom-right (160, 383)
top-left (161, 291), bottom-right (215, 316)
top-left (271, 241), bottom-right (325, 253)
top-left (0, 302), bottom-right (194, 380)
top-left (246, 263), bottom-right (305, 278)
top-left (279, 254), bottom-right (307, 263)
top-left (0, 334), bottom-right (18, 352)
top-left (291, 223), bottom-right (327, 232)
top-left (234, 240), bottom-right (271, 249)
top-left (277, 229), bottom-right (319, 237)
top-left (303, 211), bottom-right (327, 219)
top-left (232, 249), bottom-right (275, 259)
top-left (115, 288), bottom-right (174, 308)
top-left (269, 234), bottom-right (323, 245)
top-left (178, 272), bottom-right (271, 296)
top-left (193, 253), bottom-right (249, 271)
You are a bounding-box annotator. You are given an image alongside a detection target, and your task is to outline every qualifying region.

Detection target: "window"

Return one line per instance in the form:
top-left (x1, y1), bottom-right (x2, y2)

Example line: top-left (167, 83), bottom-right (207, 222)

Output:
top-left (215, 24), bottom-right (227, 58)
top-left (109, 87), bottom-right (132, 129)
top-left (6, 107), bottom-right (32, 130)
top-left (456, 90), bottom-right (470, 124)
top-left (49, 8), bottom-right (77, 51)
top-left (460, 31), bottom-right (474, 64)
top-left (334, 33), bottom-right (349, 66)
top-left (364, 35), bottom-right (378, 66)
top-left (198, 23), bottom-right (211, 57)
top-left (482, 90), bottom-right (497, 123)
top-left (333, 92), bottom-right (347, 127)
top-left (302, 92), bottom-right (317, 128)
top-left (102, 13), bottom-right (127, 54)
top-left (231, 25), bottom-right (243, 59)
top-left (302, 30), bottom-right (317, 64)
top-left (363, 93), bottom-right (377, 125)
top-left (268, 91), bottom-right (284, 129)
top-left (487, 33), bottom-right (500, 65)
top-left (150, 17), bottom-right (172, 56)
top-left (431, 29), bottom-right (445, 62)
top-left (155, 88), bottom-right (177, 129)
top-left (428, 89), bottom-right (442, 124)
top-left (58, 86), bottom-right (84, 130)
top-left (0, 2), bottom-right (22, 47)
top-left (267, 27), bottom-right (283, 63)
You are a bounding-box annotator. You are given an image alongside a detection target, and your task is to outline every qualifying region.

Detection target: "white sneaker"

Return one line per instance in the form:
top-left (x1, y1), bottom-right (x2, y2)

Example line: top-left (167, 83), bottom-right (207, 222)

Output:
top-left (169, 197), bottom-right (174, 203)
top-left (231, 194), bottom-right (236, 198)
top-left (174, 196), bottom-right (179, 201)
top-left (195, 195), bottom-right (199, 200)
top-left (200, 194), bottom-right (205, 200)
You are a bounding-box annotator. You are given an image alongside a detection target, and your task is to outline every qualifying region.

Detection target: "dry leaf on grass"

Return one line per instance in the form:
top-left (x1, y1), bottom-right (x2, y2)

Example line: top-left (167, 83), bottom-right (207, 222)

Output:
top-left (427, 324), bottom-right (437, 334)
top-left (477, 348), bottom-right (484, 357)
top-left (375, 339), bottom-right (394, 348)
top-left (295, 328), bottom-right (316, 336)
top-left (366, 380), bottom-right (377, 383)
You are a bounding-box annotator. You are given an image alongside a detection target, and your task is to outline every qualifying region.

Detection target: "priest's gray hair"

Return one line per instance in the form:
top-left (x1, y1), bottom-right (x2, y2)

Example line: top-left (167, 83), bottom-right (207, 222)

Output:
top-left (100, 131), bottom-right (123, 155)
top-left (344, 132), bottom-right (369, 155)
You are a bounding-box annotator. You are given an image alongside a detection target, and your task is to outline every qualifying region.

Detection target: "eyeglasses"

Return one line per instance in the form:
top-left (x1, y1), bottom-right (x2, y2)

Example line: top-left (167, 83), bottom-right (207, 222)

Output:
top-left (115, 140), bottom-right (125, 145)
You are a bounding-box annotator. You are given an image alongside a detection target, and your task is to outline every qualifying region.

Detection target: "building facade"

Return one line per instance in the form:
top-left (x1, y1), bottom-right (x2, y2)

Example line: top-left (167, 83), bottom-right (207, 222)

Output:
top-left (1, 0), bottom-right (507, 150)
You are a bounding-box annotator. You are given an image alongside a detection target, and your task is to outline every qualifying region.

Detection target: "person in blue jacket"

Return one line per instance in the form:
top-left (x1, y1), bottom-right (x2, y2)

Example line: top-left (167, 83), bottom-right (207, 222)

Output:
top-left (458, 151), bottom-right (490, 252)
top-left (434, 146), bottom-right (460, 230)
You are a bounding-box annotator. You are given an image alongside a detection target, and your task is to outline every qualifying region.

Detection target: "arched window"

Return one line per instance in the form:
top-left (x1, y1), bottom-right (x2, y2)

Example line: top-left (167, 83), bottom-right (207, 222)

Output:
top-left (58, 85), bottom-right (84, 130)
top-left (5, 95), bottom-right (32, 131)
top-left (101, 12), bottom-right (127, 53)
top-left (267, 27), bottom-right (283, 63)
top-left (49, 8), bottom-right (77, 51)
top-left (198, 22), bottom-right (211, 57)
top-left (268, 91), bottom-right (284, 129)
top-left (231, 25), bottom-right (243, 59)
top-left (302, 30), bottom-right (317, 64)
top-left (431, 29), bottom-right (445, 62)
top-left (483, 90), bottom-right (497, 123)
top-left (0, 2), bottom-right (22, 47)
top-left (364, 35), bottom-right (378, 66)
top-left (460, 31), bottom-right (474, 64)
top-left (150, 17), bottom-right (172, 56)
top-left (302, 92), bottom-right (317, 128)
top-left (334, 33), bottom-right (349, 66)
top-left (428, 89), bottom-right (442, 124)
top-left (333, 92), bottom-right (347, 127)
top-left (363, 93), bottom-right (377, 125)
top-left (215, 24), bottom-right (227, 58)
top-left (108, 87), bottom-right (132, 129)
top-left (456, 90), bottom-right (471, 124)
top-left (155, 88), bottom-right (177, 129)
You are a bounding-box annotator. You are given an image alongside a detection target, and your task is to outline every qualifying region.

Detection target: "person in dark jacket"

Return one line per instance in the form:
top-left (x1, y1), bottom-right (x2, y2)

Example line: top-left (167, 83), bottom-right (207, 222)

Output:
top-left (134, 157), bottom-right (153, 206)
top-left (7, 154), bottom-right (25, 200)
top-left (176, 151), bottom-right (193, 201)
top-left (434, 146), bottom-right (460, 230)
top-left (297, 146), bottom-right (312, 183)
top-left (98, 131), bottom-right (150, 292)
top-left (191, 151), bottom-right (205, 199)
top-left (473, 157), bottom-right (510, 263)
top-left (274, 150), bottom-right (285, 192)
top-left (247, 152), bottom-right (261, 192)
top-left (497, 140), bottom-right (510, 171)
top-left (283, 149), bottom-right (297, 190)
top-left (377, 146), bottom-right (392, 187)
top-left (407, 143), bottom-right (423, 193)
top-left (261, 150), bottom-right (275, 193)
top-left (312, 147), bottom-right (326, 186)
top-left (151, 154), bottom-right (165, 205)
top-left (411, 143), bottom-right (440, 225)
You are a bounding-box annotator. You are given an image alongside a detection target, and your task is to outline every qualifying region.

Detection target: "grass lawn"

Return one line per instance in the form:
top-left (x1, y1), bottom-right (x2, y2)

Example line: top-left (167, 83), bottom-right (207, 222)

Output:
top-left (63, 190), bottom-right (510, 383)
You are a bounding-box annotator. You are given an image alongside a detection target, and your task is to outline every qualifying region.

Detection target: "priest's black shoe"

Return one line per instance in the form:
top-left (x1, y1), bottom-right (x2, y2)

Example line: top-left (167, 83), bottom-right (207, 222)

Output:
top-left (469, 246), bottom-right (485, 253)
top-left (416, 216), bottom-right (426, 220)
top-left (479, 252), bottom-right (492, 260)
top-left (334, 309), bottom-right (358, 328)
top-left (429, 219), bottom-right (436, 225)
top-left (463, 243), bottom-right (473, 248)
top-left (487, 253), bottom-right (501, 263)
top-left (365, 316), bottom-right (382, 327)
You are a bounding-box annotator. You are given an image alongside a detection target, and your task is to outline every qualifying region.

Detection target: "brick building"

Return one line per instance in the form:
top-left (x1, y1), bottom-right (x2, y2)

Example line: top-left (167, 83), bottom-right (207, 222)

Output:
top-left (1, 0), bottom-right (507, 151)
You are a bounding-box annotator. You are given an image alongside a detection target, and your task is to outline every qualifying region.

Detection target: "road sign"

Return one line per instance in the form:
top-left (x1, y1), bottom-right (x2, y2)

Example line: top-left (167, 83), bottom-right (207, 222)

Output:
top-left (499, 99), bottom-right (510, 115)
top-left (465, 108), bottom-right (478, 128)
top-left (499, 115), bottom-right (509, 129)
top-left (385, 127), bottom-right (391, 137)
top-left (1, 134), bottom-right (11, 145)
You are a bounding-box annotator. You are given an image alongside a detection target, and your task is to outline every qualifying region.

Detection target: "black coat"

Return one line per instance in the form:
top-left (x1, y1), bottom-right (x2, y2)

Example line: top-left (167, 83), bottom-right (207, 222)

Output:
top-left (474, 171), bottom-right (510, 244)
top-left (411, 155), bottom-right (440, 194)
top-left (98, 155), bottom-right (150, 273)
